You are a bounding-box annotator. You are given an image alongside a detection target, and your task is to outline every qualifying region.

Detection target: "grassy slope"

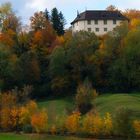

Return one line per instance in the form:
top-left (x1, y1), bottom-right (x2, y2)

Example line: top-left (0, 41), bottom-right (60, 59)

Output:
top-left (95, 93), bottom-right (140, 119)
top-left (38, 97), bottom-right (75, 126)
top-left (38, 93), bottom-right (140, 122)
top-left (0, 133), bottom-right (90, 140)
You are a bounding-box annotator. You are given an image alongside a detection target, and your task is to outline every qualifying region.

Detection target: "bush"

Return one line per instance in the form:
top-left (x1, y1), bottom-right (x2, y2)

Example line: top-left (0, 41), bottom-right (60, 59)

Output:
top-left (133, 120), bottom-right (140, 137)
top-left (22, 124), bottom-right (32, 133)
top-left (31, 109), bottom-right (48, 133)
top-left (76, 79), bottom-right (97, 114)
top-left (103, 112), bottom-right (113, 136)
top-left (65, 111), bottom-right (81, 134)
top-left (82, 113), bottom-right (103, 136)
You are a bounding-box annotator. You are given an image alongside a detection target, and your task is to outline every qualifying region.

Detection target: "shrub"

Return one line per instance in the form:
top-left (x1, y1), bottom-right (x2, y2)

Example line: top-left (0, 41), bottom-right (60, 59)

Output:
top-left (0, 107), bottom-right (11, 131)
top-left (103, 112), bottom-right (113, 136)
top-left (31, 109), bottom-right (48, 133)
top-left (22, 124), bottom-right (32, 133)
top-left (9, 106), bottom-right (19, 130)
top-left (133, 120), bottom-right (140, 137)
top-left (19, 106), bottom-right (30, 126)
top-left (82, 113), bottom-right (103, 136)
top-left (50, 125), bottom-right (57, 135)
top-left (76, 79), bottom-right (97, 114)
top-left (65, 111), bottom-right (81, 134)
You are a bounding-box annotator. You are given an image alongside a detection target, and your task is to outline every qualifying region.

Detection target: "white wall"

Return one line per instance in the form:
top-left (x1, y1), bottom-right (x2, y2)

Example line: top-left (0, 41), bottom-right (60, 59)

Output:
top-left (72, 20), bottom-right (123, 35)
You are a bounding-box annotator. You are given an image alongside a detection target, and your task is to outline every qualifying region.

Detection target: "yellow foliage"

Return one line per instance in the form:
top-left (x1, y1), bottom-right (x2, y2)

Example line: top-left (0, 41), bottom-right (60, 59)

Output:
top-left (26, 100), bottom-right (38, 115)
top-left (82, 113), bottom-right (103, 136)
top-left (130, 19), bottom-right (140, 29)
top-left (133, 120), bottom-right (140, 137)
top-left (9, 107), bottom-right (19, 128)
top-left (103, 112), bottom-right (113, 136)
top-left (19, 106), bottom-right (30, 125)
top-left (31, 109), bottom-right (48, 133)
top-left (65, 111), bottom-right (81, 134)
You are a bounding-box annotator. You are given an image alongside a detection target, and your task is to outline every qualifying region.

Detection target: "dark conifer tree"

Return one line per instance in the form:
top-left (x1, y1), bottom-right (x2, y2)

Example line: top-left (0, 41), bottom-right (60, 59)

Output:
top-left (51, 8), bottom-right (66, 36)
top-left (59, 11), bottom-right (66, 35)
top-left (45, 8), bottom-right (50, 20)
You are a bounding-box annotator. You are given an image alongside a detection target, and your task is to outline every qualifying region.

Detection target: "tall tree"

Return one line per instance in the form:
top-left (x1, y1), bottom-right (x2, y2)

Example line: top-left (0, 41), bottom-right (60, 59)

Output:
top-left (51, 8), bottom-right (65, 36)
top-left (2, 13), bottom-right (21, 33)
top-left (59, 11), bottom-right (65, 35)
top-left (45, 8), bottom-right (50, 20)
top-left (30, 11), bottom-right (47, 31)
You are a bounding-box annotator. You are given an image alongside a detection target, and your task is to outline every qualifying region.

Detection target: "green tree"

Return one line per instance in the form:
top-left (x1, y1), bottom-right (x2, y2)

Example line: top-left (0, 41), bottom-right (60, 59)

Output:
top-left (66, 31), bottom-right (100, 83)
top-left (51, 8), bottom-right (65, 36)
top-left (0, 44), bottom-right (17, 90)
top-left (108, 29), bottom-right (140, 92)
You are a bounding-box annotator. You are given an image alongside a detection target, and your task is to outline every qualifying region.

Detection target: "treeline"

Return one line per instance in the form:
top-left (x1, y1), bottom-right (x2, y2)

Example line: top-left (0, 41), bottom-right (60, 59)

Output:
top-left (0, 3), bottom-right (140, 98)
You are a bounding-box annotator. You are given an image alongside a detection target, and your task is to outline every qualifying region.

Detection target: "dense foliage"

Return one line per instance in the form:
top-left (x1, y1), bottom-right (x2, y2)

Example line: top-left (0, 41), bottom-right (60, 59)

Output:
top-left (0, 2), bottom-right (140, 98)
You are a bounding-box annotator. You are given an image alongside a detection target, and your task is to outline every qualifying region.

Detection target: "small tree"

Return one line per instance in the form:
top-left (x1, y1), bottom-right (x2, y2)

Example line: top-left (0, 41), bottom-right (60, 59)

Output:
top-left (76, 79), bottom-right (97, 114)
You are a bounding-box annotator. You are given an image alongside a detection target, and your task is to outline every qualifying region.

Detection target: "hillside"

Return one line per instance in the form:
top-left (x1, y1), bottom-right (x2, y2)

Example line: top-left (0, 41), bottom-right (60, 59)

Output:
top-left (38, 93), bottom-right (140, 126)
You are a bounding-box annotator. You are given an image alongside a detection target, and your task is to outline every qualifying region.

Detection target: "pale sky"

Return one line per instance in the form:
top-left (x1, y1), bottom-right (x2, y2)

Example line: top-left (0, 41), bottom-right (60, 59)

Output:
top-left (1, 0), bottom-right (140, 28)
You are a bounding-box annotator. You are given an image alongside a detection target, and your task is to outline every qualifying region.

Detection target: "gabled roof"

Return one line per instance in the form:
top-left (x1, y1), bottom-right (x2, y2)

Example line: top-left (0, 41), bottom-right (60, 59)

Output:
top-left (71, 10), bottom-right (129, 24)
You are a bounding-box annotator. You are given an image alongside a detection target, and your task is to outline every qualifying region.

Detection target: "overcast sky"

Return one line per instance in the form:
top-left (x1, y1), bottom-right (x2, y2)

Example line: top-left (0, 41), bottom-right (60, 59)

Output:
top-left (1, 0), bottom-right (140, 28)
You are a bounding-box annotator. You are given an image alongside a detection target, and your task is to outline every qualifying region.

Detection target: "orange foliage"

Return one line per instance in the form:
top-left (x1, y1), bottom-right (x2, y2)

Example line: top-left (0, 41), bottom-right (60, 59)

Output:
top-left (31, 109), bottom-right (48, 133)
top-left (0, 29), bottom-right (16, 47)
top-left (33, 30), bottom-right (43, 44)
top-left (0, 107), bottom-right (11, 130)
top-left (26, 100), bottom-right (38, 115)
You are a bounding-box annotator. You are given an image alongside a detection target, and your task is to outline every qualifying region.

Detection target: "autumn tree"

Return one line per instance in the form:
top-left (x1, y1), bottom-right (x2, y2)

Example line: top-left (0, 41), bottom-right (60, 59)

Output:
top-left (106, 5), bottom-right (118, 11)
top-left (2, 13), bottom-right (21, 33)
top-left (124, 9), bottom-right (140, 20)
top-left (30, 11), bottom-right (47, 31)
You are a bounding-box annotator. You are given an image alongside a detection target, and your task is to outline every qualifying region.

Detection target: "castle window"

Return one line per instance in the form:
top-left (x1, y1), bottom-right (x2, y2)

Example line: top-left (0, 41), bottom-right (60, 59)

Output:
top-left (95, 20), bottom-right (98, 24)
top-left (95, 28), bottom-right (99, 32)
top-left (88, 28), bottom-right (91, 32)
top-left (87, 20), bottom-right (91, 25)
top-left (113, 20), bottom-right (116, 24)
top-left (104, 28), bottom-right (107, 32)
top-left (104, 20), bottom-right (107, 25)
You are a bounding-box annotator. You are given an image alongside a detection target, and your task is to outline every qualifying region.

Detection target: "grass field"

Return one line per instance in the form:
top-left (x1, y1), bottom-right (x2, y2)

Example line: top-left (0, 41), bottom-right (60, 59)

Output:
top-left (38, 93), bottom-right (140, 125)
top-left (0, 133), bottom-right (94, 140)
